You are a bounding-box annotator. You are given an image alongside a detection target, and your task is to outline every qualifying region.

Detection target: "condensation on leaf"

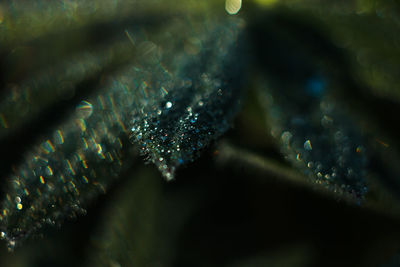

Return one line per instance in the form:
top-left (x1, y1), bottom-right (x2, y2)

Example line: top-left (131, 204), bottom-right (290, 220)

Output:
top-left (0, 2), bottom-right (246, 249)
top-left (258, 75), bottom-right (368, 200)
top-left (128, 16), bottom-right (245, 180)
top-left (249, 14), bottom-right (368, 200)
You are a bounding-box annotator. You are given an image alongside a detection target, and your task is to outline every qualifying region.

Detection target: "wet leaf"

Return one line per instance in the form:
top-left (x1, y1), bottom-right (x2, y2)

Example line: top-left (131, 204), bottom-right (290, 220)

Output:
top-left (128, 16), bottom-right (245, 179)
top-left (0, 0), bottom-right (245, 248)
top-left (246, 11), bottom-right (368, 200)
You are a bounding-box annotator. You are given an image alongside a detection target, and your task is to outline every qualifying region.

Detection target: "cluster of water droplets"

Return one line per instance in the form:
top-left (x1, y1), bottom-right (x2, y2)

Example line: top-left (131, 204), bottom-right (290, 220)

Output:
top-left (129, 17), bottom-right (245, 180)
top-left (261, 75), bottom-right (368, 200)
top-left (0, 10), bottom-right (245, 248)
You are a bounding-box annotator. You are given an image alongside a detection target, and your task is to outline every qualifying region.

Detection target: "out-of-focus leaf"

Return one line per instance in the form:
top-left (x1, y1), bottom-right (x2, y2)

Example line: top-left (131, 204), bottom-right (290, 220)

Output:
top-left (87, 168), bottom-right (163, 267)
top-left (0, 41), bottom-right (134, 139)
top-left (251, 1), bottom-right (400, 202)
top-left (269, 0), bottom-right (400, 102)
top-left (0, 62), bottom-right (139, 249)
top-left (0, 0), bottom-right (217, 46)
top-left (246, 10), bottom-right (368, 200)
top-left (86, 167), bottom-right (203, 267)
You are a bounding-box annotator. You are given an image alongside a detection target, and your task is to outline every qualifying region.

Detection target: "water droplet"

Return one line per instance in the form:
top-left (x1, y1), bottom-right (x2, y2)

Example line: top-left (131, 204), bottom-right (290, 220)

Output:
top-left (304, 140), bottom-right (313, 151)
top-left (76, 101), bottom-right (93, 119)
top-left (281, 131), bottom-right (293, 146)
top-left (225, 0), bottom-right (242, 15)
top-left (321, 115), bottom-right (333, 128)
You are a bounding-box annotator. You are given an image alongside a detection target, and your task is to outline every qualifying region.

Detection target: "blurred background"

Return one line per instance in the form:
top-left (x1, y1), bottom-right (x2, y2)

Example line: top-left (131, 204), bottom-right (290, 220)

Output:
top-left (1, 0), bottom-right (400, 266)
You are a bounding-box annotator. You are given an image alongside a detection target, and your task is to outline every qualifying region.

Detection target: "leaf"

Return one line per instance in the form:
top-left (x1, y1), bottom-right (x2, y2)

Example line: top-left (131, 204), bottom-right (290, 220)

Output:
top-left (0, 67), bottom-right (139, 249)
top-left (247, 10), bottom-right (368, 200)
top-left (128, 16), bottom-right (245, 179)
top-left (272, 0), bottom-right (400, 102)
top-left (0, 1), bottom-right (245, 248)
top-left (261, 0), bottom-right (400, 200)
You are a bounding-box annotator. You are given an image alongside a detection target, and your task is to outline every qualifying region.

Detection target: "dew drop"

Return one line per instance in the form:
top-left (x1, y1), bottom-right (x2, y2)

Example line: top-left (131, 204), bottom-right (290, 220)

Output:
top-left (76, 101), bottom-right (93, 119)
top-left (304, 140), bottom-right (313, 151)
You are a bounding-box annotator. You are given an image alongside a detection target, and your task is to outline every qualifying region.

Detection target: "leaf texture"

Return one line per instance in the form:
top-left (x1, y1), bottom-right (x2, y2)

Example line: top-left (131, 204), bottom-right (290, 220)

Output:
top-left (0, 1), bottom-right (245, 248)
